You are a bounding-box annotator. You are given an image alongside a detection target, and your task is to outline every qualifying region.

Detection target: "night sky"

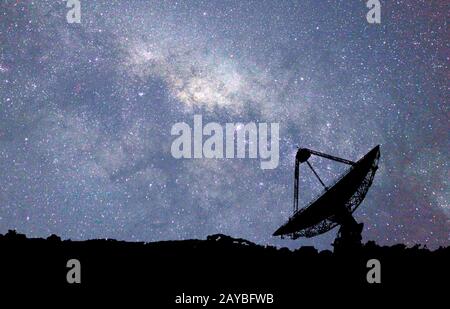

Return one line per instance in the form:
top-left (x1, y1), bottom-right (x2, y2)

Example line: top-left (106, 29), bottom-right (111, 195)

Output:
top-left (0, 0), bottom-right (448, 250)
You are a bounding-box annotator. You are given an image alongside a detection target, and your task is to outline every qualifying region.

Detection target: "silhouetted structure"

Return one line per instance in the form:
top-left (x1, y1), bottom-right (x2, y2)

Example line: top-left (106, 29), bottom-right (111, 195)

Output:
top-left (274, 146), bottom-right (380, 251)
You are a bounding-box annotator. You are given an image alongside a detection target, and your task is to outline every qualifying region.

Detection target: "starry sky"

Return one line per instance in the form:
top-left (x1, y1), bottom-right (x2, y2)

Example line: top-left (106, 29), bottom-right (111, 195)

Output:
top-left (0, 0), bottom-right (448, 250)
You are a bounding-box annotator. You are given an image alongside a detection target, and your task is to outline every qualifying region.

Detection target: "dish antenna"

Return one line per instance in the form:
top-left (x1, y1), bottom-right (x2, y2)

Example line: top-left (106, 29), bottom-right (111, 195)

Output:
top-left (273, 145), bottom-right (380, 248)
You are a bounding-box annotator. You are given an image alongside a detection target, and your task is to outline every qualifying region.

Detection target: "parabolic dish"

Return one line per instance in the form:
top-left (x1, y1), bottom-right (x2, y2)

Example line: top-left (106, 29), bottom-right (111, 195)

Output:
top-left (273, 145), bottom-right (380, 239)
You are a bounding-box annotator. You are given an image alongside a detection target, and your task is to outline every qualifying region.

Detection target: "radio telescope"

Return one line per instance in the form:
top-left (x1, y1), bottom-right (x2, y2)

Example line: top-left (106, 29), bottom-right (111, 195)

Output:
top-left (273, 145), bottom-right (380, 248)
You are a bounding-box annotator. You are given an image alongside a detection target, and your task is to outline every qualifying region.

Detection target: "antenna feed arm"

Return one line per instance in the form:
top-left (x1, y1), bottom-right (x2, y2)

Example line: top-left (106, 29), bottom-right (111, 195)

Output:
top-left (296, 148), bottom-right (355, 166)
top-left (296, 148), bottom-right (311, 163)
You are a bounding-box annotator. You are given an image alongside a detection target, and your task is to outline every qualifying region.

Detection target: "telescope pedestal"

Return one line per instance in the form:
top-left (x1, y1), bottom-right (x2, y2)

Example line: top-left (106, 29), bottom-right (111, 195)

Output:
top-left (332, 210), bottom-right (363, 252)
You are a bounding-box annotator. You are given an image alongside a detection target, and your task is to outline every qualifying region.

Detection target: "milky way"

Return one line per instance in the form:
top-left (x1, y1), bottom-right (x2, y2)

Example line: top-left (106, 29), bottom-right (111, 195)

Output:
top-left (0, 0), bottom-right (448, 249)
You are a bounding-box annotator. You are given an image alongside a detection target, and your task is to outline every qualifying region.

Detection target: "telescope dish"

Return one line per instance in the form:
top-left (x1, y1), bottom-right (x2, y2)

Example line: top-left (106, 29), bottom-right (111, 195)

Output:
top-left (273, 145), bottom-right (380, 241)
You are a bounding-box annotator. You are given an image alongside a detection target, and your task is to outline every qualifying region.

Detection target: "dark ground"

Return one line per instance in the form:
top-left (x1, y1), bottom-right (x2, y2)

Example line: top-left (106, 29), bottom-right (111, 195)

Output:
top-left (0, 230), bottom-right (448, 305)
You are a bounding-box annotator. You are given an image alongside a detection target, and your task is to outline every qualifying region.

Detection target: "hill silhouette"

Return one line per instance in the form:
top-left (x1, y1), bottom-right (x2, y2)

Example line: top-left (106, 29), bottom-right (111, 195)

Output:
top-left (0, 230), bottom-right (448, 303)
